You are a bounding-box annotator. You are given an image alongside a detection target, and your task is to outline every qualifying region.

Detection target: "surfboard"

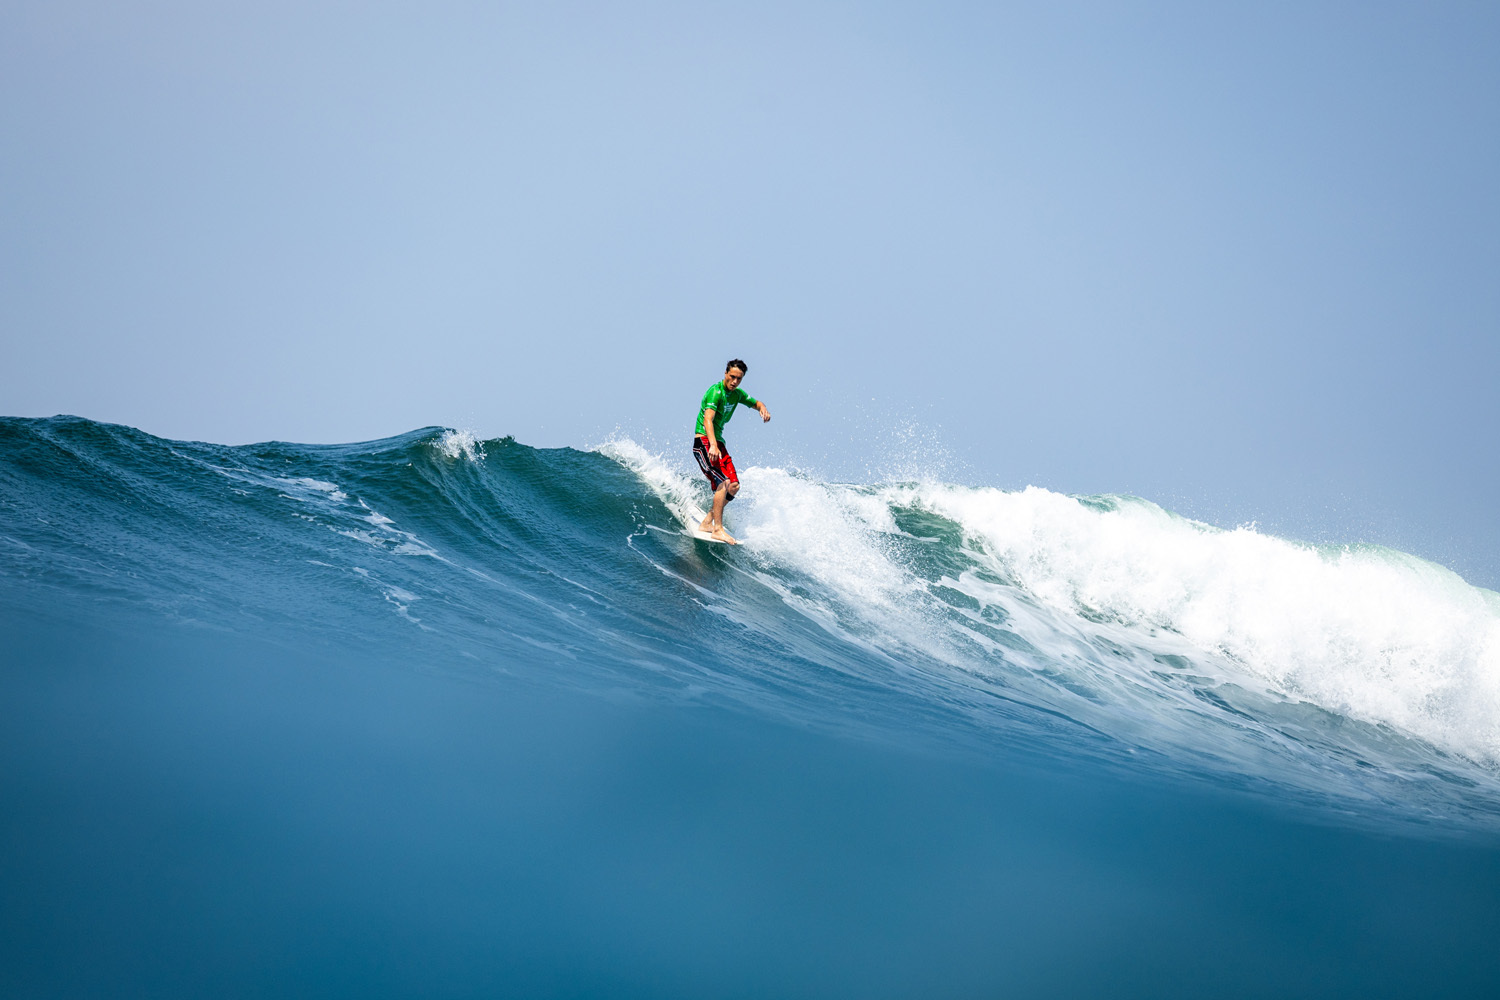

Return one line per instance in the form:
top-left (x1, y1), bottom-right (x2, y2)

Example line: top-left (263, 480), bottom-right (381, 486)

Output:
top-left (684, 507), bottom-right (739, 544)
top-left (689, 526), bottom-right (736, 545)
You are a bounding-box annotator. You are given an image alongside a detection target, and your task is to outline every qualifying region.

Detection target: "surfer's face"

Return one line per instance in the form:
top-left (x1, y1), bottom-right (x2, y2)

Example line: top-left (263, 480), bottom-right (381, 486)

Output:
top-left (724, 368), bottom-right (745, 389)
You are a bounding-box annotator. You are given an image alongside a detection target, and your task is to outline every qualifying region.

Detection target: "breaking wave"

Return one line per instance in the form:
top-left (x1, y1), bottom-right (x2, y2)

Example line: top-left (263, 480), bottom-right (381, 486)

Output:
top-left (4, 415), bottom-right (1498, 832)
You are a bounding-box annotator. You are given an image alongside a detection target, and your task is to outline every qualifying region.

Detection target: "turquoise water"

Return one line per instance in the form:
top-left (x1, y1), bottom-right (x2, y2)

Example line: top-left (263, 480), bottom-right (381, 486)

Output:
top-left (4, 415), bottom-right (1500, 997)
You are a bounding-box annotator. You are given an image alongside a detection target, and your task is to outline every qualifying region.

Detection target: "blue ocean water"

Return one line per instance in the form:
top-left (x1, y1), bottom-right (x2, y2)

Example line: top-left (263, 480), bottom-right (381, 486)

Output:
top-left (4, 415), bottom-right (1500, 998)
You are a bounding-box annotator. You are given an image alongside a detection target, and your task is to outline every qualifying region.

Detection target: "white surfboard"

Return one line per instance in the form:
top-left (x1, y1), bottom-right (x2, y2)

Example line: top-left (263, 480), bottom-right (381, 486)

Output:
top-left (689, 527), bottom-right (732, 544)
top-left (685, 507), bottom-right (739, 545)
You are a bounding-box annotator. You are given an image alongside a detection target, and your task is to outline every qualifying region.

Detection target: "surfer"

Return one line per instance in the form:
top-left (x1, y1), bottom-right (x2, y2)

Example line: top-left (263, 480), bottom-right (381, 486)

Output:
top-left (693, 359), bottom-right (770, 544)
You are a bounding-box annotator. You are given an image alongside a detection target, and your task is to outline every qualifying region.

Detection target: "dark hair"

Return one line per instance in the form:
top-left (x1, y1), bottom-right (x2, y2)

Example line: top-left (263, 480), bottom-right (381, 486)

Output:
top-left (726, 359), bottom-right (748, 374)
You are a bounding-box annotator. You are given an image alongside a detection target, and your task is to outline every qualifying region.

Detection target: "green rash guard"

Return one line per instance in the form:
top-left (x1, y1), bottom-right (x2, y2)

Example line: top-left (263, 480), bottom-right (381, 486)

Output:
top-left (695, 382), bottom-right (759, 438)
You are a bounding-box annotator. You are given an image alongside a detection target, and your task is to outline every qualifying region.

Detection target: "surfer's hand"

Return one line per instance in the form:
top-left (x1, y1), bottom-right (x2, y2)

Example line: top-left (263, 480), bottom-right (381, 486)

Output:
top-left (758, 403), bottom-right (771, 422)
top-left (708, 444), bottom-right (722, 462)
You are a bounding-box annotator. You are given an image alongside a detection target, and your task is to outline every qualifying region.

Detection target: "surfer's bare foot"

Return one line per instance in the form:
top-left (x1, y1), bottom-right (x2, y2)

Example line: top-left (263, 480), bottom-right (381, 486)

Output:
top-left (698, 517), bottom-right (714, 533)
top-left (712, 527), bottom-right (738, 545)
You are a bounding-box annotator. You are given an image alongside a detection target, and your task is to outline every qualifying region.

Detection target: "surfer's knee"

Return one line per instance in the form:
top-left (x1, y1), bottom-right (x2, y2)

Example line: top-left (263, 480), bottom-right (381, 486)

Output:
top-left (726, 481), bottom-right (740, 499)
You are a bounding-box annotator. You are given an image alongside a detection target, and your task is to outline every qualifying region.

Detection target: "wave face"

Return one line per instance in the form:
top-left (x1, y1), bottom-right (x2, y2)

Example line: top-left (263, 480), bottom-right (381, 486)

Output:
top-left (4, 416), bottom-right (1499, 832)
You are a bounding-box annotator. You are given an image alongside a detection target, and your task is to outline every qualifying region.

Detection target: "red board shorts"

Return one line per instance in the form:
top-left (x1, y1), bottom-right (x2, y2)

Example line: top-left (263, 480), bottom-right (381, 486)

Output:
top-left (693, 436), bottom-right (738, 497)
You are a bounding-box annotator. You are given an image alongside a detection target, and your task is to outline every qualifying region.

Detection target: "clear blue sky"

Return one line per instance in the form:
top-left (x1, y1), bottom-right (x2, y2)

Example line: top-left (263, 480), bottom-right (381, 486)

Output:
top-left (3, 2), bottom-right (1498, 582)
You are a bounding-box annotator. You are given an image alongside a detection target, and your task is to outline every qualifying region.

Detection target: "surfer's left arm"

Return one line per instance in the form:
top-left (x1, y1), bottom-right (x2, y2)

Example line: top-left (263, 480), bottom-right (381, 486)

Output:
top-left (755, 400), bottom-right (770, 423)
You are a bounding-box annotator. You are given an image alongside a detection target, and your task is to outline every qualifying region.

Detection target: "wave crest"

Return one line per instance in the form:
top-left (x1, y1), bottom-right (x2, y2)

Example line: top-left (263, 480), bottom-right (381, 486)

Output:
top-left (433, 429), bottom-right (486, 462)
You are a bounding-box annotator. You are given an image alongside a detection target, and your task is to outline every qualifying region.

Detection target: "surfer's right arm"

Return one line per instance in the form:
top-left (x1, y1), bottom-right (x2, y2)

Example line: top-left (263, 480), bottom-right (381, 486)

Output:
top-left (703, 409), bottom-right (720, 461)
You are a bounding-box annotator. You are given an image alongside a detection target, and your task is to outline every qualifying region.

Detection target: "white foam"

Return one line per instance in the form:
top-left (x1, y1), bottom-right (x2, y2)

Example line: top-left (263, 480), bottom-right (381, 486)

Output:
top-left (276, 476), bottom-right (349, 503)
top-left (343, 498), bottom-right (441, 557)
top-left (599, 440), bottom-right (942, 654)
top-left (900, 483), bottom-right (1500, 761)
top-left (733, 468), bottom-right (910, 610)
top-left (594, 437), bottom-right (707, 529)
top-left (433, 429), bottom-right (486, 462)
top-left (599, 437), bottom-right (1500, 763)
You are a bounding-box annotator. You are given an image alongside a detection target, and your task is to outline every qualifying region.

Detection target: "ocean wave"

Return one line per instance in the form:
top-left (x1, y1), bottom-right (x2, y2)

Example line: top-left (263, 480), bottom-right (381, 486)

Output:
top-left (4, 415), bottom-right (1498, 831)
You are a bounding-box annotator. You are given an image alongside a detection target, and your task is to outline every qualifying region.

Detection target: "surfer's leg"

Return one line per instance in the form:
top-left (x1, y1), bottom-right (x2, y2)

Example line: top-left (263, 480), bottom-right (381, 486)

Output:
top-left (710, 485), bottom-right (729, 527)
top-left (711, 450), bottom-right (740, 541)
top-left (718, 452), bottom-right (740, 510)
top-left (710, 487), bottom-right (737, 543)
top-left (694, 437), bottom-right (739, 539)
top-left (699, 487), bottom-right (723, 532)
top-left (694, 436), bottom-right (725, 530)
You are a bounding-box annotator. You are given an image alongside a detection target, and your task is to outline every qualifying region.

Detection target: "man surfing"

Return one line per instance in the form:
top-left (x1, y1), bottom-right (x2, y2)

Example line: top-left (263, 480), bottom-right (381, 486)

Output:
top-left (693, 359), bottom-right (770, 544)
